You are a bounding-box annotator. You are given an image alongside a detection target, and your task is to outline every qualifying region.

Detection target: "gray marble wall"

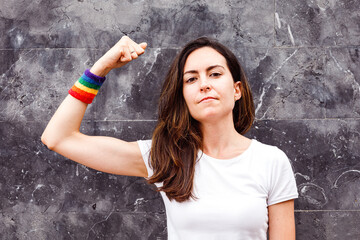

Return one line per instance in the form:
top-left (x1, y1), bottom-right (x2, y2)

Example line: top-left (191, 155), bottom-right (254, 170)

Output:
top-left (0, 0), bottom-right (359, 239)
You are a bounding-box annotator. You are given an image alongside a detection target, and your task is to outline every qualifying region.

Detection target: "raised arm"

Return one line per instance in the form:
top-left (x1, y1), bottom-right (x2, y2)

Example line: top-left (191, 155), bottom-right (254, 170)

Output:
top-left (41, 36), bottom-right (149, 177)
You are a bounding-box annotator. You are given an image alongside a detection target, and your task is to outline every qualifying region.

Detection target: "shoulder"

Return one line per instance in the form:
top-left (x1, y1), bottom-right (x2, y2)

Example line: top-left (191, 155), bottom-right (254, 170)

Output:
top-left (249, 139), bottom-right (292, 171)
top-left (137, 139), bottom-right (152, 166)
top-left (137, 139), bottom-right (153, 178)
top-left (137, 139), bottom-right (152, 153)
top-left (251, 139), bottom-right (288, 159)
top-left (251, 140), bottom-right (298, 196)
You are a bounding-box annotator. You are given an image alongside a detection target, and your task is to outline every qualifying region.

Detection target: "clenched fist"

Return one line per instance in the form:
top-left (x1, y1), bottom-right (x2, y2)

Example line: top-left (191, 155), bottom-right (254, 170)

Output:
top-left (90, 36), bottom-right (147, 77)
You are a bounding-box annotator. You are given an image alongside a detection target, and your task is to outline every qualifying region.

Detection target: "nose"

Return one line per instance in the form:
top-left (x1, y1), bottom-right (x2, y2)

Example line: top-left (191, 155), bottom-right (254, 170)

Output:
top-left (200, 76), bottom-right (211, 92)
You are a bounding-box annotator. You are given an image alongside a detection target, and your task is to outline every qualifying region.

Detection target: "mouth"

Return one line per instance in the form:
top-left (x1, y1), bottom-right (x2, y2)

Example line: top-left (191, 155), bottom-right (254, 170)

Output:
top-left (199, 97), bottom-right (217, 103)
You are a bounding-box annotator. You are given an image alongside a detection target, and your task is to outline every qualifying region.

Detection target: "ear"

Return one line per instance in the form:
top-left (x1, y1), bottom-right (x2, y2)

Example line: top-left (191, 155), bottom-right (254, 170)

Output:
top-left (234, 81), bottom-right (242, 101)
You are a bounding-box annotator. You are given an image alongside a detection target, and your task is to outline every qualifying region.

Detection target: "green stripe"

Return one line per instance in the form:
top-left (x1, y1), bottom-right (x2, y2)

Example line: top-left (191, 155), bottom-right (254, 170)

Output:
top-left (79, 77), bottom-right (101, 90)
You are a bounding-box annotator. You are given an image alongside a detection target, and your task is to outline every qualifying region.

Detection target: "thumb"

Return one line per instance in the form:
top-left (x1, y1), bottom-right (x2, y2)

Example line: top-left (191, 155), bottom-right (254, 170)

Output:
top-left (139, 42), bottom-right (147, 50)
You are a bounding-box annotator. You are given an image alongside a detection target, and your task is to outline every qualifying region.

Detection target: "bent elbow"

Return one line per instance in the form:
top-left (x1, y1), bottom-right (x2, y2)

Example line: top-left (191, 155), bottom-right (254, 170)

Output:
top-left (41, 133), bottom-right (56, 150)
top-left (41, 130), bottom-right (80, 151)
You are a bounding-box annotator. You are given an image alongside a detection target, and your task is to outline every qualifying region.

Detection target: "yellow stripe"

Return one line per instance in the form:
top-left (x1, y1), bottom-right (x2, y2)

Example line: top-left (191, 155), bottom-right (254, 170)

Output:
top-left (75, 81), bottom-right (99, 94)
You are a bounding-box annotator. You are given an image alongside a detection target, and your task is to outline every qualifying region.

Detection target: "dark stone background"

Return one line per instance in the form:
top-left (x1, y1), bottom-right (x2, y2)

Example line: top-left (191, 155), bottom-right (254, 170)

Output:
top-left (0, 0), bottom-right (359, 239)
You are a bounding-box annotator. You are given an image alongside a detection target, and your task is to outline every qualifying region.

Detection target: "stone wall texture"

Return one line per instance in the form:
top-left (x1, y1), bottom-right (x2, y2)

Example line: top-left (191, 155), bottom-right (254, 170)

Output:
top-left (1, 0), bottom-right (359, 239)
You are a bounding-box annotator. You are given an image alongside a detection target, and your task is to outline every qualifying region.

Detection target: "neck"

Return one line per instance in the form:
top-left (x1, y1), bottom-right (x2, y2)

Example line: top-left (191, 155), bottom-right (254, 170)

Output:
top-left (199, 115), bottom-right (249, 159)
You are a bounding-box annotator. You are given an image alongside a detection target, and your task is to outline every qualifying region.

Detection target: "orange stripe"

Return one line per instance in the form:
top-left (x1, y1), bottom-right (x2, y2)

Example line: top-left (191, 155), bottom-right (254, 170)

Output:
top-left (71, 85), bottom-right (96, 98)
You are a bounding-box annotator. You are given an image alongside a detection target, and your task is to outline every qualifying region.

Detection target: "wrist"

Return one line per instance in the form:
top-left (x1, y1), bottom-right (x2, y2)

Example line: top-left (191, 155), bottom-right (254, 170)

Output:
top-left (90, 61), bottom-right (112, 77)
top-left (68, 69), bottom-right (106, 104)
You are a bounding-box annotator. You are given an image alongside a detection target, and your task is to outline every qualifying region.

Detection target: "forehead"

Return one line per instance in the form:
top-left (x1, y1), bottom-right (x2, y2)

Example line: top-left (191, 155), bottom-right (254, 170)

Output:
top-left (184, 47), bottom-right (227, 72)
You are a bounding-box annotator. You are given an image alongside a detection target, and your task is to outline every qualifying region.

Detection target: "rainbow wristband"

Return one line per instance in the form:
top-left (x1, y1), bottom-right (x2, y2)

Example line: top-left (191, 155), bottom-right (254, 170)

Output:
top-left (68, 69), bottom-right (106, 104)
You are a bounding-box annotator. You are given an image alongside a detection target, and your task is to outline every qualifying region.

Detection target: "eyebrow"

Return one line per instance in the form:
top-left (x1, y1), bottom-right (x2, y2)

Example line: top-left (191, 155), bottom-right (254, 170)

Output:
top-left (183, 65), bottom-right (225, 75)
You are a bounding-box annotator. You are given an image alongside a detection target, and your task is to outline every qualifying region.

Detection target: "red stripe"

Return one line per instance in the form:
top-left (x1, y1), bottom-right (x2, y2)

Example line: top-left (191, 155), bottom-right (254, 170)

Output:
top-left (68, 88), bottom-right (93, 104)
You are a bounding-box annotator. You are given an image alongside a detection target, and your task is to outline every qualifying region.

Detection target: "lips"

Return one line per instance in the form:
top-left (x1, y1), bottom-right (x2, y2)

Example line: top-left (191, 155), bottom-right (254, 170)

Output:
top-left (199, 96), bottom-right (217, 103)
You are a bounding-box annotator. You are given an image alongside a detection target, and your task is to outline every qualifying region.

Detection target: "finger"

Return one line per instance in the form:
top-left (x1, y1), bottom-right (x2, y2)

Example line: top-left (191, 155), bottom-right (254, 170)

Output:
top-left (129, 41), bottom-right (146, 56)
top-left (130, 50), bottom-right (139, 59)
top-left (120, 46), bottom-right (132, 62)
top-left (128, 45), bottom-right (138, 58)
top-left (128, 44), bottom-right (135, 53)
top-left (135, 42), bottom-right (147, 56)
top-left (130, 44), bottom-right (143, 55)
top-left (139, 42), bottom-right (147, 50)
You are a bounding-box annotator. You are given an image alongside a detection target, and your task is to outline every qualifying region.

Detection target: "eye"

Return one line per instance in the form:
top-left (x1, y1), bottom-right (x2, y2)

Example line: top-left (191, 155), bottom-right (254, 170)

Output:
top-left (210, 72), bottom-right (221, 77)
top-left (185, 77), bottom-right (197, 83)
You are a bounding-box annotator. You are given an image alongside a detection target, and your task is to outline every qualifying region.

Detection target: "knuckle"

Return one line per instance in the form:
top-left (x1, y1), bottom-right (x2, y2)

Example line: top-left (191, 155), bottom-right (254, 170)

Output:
top-left (120, 36), bottom-right (129, 42)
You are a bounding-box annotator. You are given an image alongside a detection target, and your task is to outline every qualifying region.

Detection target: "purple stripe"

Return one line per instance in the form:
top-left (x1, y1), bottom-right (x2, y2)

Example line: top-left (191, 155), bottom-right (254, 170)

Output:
top-left (84, 69), bottom-right (106, 83)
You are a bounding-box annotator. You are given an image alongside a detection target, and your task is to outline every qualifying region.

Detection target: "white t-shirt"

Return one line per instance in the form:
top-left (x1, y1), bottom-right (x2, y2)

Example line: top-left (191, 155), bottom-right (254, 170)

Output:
top-left (137, 139), bottom-right (298, 240)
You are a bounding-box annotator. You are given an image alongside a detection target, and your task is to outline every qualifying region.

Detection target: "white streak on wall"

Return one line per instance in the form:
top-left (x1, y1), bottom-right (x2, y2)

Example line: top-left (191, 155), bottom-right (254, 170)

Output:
top-left (287, 24), bottom-right (295, 46)
top-left (275, 12), bottom-right (281, 29)
top-left (333, 170), bottom-right (360, 188)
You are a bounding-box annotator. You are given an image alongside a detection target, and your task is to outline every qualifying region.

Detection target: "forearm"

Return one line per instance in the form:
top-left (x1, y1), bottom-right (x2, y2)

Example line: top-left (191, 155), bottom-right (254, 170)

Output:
top-left (42, 63), bottom-right (110, 149)
top-left (41, 94), bottom-right (88, 149)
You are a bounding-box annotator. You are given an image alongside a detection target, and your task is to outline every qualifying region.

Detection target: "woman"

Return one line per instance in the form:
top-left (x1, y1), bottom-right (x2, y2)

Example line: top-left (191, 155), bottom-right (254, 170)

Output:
top-left (42, 36), bottom-right (298, 239)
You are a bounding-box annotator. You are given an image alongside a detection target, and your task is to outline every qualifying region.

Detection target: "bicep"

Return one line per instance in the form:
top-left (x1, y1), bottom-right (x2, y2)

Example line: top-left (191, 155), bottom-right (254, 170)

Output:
top-left (52, 132), bottom-right (148, 177)
top-left (268, 199), bottom-right (296, 240)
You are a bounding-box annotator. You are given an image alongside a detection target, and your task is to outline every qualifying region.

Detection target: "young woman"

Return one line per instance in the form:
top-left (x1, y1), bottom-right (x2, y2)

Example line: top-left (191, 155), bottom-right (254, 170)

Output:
top-left (42, 36), bottom-right (298, 239)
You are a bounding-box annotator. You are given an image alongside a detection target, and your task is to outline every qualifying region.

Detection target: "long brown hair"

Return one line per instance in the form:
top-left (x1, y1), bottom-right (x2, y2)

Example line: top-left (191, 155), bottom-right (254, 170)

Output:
top-left (147, 37), bottom-right (255, 202)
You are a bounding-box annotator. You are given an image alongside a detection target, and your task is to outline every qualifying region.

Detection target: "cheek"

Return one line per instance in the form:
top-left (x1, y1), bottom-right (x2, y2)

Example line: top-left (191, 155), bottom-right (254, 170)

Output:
top-left (182, 88), bottom-right (198, 118)
top-left (182, 87), bottom-right (194, 106)
top-left (223, 85), bottom-right (237, 109)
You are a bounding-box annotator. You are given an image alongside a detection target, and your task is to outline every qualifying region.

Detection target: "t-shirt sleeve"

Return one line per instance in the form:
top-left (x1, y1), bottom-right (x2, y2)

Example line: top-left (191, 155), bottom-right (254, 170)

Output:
top-left (137, 139), bottom-right (153, 179)
top-left (267, 148), bottom-right (298, 206)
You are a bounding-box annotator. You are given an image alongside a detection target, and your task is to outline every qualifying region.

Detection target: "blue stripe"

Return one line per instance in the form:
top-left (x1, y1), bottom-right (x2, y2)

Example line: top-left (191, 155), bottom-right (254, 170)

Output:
top-left (81, 74), bottom-right (103, 86)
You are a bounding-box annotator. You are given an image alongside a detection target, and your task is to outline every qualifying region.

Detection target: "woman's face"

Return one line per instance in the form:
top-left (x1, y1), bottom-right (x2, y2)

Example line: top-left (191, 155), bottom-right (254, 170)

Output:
top-left (182, 47), bottom-right (241, 124)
